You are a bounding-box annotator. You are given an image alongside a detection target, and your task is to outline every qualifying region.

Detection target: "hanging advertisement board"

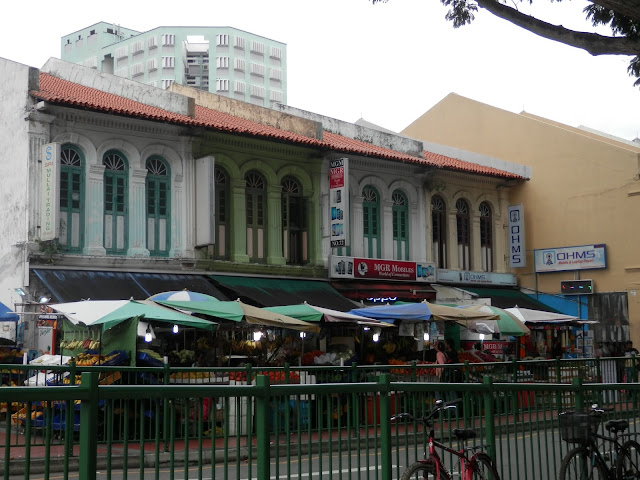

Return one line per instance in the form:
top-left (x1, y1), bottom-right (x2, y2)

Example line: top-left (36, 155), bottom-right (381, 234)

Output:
top-left (534, 244), bottom-right (607, 273)
top-left (330, 255), bottom-right (436, 282)
top-left (41, 143), bottom-right (61, 241)
top-left (508, 204), bottom-right (525, 268)
top-left (329, 158), bottom-right (349, 247)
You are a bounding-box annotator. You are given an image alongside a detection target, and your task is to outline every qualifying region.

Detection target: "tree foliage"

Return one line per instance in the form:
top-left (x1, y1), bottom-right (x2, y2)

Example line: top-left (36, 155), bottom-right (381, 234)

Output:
top-left (373, 1), bottom-right (640, 85)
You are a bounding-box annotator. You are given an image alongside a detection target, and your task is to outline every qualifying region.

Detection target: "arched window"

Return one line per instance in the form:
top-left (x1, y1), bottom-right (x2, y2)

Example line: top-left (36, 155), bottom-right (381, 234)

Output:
top-left (214, 166), bottom-right (230, 259)
top-left (456, 198), bottom-right (471, 270)
top-left (362, 185), bottom-right (381, 258)
top-left (281, 176), bottom-right (307, 264)
top-left (103, 150), bottom-right (128, 254)
top-left (245, 170), bottom-right (266, 262)
top-left (480, 201), bottom-right (493, 272)
top-left (145, 156), bottom-right (170, 256)
top-left (431, 195), bottom-right (447, 268)
top-left (59, 144), bottom-right (84, 252)
top-left (392, 190), bottom-right (409, 260)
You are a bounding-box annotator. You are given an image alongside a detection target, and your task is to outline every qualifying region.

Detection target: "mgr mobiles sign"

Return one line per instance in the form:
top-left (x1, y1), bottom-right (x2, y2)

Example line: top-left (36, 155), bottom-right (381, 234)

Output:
top-left (41, 143), bottom-right (60, 241)
top-left (329, 158), bottom-right (349, 247)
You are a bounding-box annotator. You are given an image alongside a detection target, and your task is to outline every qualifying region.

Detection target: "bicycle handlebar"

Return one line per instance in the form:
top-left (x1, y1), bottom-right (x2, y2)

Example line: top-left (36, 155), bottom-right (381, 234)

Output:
top-left (391, 398), bottom-right (461, 426)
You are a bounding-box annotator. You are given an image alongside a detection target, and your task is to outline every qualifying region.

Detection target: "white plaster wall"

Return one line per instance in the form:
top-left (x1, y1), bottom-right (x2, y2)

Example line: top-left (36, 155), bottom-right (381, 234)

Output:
top-left (0, 58), bottom-right (36, 309)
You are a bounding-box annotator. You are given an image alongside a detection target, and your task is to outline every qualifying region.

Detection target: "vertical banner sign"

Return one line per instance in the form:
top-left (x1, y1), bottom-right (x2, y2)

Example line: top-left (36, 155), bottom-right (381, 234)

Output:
top-left (41, 143), bottom-right (60, 241)
top-left (507, 204), bottom-right (526, 268)
top-left (329, 158), bottom-right (349, 247)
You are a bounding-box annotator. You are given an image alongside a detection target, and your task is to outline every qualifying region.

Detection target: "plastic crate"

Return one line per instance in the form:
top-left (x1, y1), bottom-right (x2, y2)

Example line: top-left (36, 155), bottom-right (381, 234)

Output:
top-left (559, 411), bottom-right (600, 443)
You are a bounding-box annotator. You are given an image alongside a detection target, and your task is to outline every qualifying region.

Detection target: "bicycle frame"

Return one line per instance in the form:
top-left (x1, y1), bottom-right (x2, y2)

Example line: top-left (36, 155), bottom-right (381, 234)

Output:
top-left (424, 427), bottom-right (480, 480)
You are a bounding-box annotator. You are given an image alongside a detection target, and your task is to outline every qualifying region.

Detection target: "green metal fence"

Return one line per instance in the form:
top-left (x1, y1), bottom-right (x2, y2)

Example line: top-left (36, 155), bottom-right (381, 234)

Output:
top-left (1, 357), bottom-right (638, 480)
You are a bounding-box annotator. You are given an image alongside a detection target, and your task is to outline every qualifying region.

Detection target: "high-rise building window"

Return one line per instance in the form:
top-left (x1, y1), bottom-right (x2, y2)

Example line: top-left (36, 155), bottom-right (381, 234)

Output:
top-left (281, 176), bottom-right (307, 264)
top-left (392, 190), bottom-right (409, 260)
top-left (456, 198), bottom-right (471, 270)
top-left (59, 145), bottom-right (85, 252)
top-left (362, 186), bottom-right (381, 258)
top-left (480, 201), bottom-right (493, 272)
top-left (245, 170), bottom-right (266, 262)
top-left (103, 150), bottom-right (128, 254)
top-left (145, 156), bottom-right (170, 256)
top-left (431, 195), bottom-right (447, 268)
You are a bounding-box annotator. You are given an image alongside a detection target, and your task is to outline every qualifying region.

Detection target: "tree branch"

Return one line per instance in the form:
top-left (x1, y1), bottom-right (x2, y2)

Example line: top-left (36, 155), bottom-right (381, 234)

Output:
top-left (476, 0), bottom-right (640, 56)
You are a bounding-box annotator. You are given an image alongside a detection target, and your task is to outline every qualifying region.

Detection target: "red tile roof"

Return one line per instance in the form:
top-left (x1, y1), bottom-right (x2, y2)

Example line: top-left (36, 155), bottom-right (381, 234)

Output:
top-left (32, 73), bottom-right (524, 180)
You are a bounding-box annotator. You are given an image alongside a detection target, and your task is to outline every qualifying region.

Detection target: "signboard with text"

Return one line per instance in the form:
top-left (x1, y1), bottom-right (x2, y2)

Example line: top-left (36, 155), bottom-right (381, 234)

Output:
top-left (329, 158), bottom-right (349, 247)
top-left (41, 143), bottom-right (60, 241)
top-left (508, 204), bottom-right (526, 268)
top-left (437, 269), bottom-right (517, 286)
top-left (330, 256), bottom-right (436, 282)
top-left (534, 244), bottom-right (607, 273)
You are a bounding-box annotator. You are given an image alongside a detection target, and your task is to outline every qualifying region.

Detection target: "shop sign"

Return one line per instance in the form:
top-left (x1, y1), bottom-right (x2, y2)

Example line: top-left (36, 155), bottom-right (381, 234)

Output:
top-left (508, 204), bottom-right (526, 268)
top-left (461, 340), bottom-right (512, 355)
top-left (534, 244), bottom-right (607, 273)
top-left (437, 269), bottom-right (517, 286)
top-left (40, 143), bottom-right (60, 241)
top-left (329, 158), bottom-right (349, 247)
top-left (330, 255), bottom-right (436, 282)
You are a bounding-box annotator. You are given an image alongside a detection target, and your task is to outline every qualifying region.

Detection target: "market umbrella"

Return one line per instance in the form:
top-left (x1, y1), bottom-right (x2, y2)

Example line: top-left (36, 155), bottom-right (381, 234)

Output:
top-left (264, 303), bottom-right (393, 327)
top-left (504, 307), bottom-right (578, 324)
top-left (50, 299), bottom-right (217, 332)
top-left (348, 302), bottom-right (432, 323)
top-left (0, 301), bottom-right (18, 321)
top-left (459, 305), bottom-right (530, 336)
top-left (422, 301), bottom-right (500, 322)
top-left (153, 298), bottom-right (320, 333)
top-left (148, 290), bottom-right (220, 302)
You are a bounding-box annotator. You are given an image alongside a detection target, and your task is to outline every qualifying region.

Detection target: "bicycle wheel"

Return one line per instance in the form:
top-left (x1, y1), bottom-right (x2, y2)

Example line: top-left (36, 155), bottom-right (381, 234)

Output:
top-left (559, 446), bottom-right (608, 480)
top-left (617, 439), bottom-right (640, 480)
top-left (469, 452), bottom-right (501, 480)
top-left (401, 460), bottom-right (437, 480)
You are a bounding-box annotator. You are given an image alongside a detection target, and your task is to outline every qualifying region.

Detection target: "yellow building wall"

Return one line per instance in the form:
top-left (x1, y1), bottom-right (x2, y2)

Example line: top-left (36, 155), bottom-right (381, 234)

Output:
top-left (403, 93), bottom-right (640, 343)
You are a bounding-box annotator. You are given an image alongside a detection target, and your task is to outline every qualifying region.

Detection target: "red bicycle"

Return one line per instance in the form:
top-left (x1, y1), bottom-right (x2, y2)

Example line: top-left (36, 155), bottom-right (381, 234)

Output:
top-left (392, 399), bottom-right (500, 480)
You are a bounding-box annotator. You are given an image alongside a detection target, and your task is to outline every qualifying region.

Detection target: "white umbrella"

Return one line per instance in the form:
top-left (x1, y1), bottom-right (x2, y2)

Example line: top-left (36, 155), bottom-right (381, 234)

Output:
top-left (505, 307), bottom-right (578, 324)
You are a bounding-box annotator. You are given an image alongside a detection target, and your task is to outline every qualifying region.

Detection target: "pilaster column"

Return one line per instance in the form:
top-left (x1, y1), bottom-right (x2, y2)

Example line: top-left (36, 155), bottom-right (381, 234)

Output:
top-left (169, 174), bottom-right (185, 258)
top-left (447, 208), bottom-right (458, 269)
top-left (351, 195), bottom-right (364, 257)
top-left (381, 199), bottom-right (394, 260)
top-left (266, 185), bottom-right (285, 265)
top-left (230, 179), bottom-right (249, 263)
top-left (471, 211), bottom-right (482, 271)
top-left (83, 164), bottom-right (107, 255)
top-left (127, 169), bottom-right (150, 257)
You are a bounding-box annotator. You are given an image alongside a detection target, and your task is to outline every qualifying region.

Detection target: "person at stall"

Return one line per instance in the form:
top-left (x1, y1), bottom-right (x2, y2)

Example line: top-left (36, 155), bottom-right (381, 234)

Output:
top-left (434, 341), bottom-right (452, 401)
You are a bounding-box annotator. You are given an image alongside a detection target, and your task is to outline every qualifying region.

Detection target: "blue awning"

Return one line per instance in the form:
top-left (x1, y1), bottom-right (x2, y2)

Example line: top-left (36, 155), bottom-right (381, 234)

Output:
top-left (349, 303), bottom-right (432, 322)
top-left (0, 302), bottom-right (18, 322)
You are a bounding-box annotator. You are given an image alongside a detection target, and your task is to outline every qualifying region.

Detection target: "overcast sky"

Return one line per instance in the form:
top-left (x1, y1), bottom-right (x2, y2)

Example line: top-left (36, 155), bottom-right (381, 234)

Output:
top-left (2, 0), bottom-right (638, 141)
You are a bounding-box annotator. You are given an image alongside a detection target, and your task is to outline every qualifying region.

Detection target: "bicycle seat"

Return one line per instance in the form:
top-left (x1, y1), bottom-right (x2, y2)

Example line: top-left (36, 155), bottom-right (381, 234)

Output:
top-left (452, 428), bottom-right (477, 441)
top-left (605, 419), bottom-right (629, 433)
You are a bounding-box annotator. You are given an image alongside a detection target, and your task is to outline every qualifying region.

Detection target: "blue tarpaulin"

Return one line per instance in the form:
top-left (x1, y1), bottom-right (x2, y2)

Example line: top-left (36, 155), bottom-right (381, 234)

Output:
top-left (349, 303), bottom-right (431, 323)
top-left (0, 302), bottom-right (18, 321)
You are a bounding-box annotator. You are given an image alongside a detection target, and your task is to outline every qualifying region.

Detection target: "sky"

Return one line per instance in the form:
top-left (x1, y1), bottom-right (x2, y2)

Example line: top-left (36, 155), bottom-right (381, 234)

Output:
top-left (2, 0), bottom-right (639, 141)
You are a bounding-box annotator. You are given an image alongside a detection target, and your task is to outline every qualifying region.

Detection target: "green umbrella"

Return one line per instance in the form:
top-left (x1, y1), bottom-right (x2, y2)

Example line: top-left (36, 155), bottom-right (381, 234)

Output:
top-left (51, 299), bottom-right (216, 332)
top-left (155, 299), bottom-right (320, 333)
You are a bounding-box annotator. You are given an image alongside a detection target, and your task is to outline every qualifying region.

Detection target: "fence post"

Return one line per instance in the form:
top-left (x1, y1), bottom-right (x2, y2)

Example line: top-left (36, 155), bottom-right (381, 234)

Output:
top-left (378, 373), bottom-right (392, 480)
top-left (79, 372), bottom-right (99, 480)
top-left (255, 375), bottom-right (271, 480)
top-left (463, 361), bottom-right (471, 425)
top-left (482, 376), bottom-right (497, 462)
top-left (163, 360), bottom-right (170, 451)
top-left (573, 377), bottom-right (584, 411)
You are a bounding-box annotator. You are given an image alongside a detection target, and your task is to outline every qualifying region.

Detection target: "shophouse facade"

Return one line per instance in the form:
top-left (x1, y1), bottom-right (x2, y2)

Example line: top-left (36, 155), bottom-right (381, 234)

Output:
top-left (402, 92), bottom-right (640, 344)
top-left (60, 22), bottom-right (287, 108)
top-left (0, 58), bottom-right (526, 351)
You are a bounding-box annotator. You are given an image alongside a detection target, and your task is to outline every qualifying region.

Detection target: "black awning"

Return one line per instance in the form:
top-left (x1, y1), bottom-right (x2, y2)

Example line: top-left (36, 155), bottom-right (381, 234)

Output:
top-left (331, 281), bottom-right (436, 303)
top-left (33, 269), bottom-right (227, 303)
top-left (209, 275), bottom-right (359, 310)
top-left (462, 287), bottom-right (559, 312)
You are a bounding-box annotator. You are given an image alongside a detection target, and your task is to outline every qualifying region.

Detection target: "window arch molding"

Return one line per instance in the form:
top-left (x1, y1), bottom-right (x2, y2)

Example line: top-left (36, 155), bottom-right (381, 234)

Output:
top-left (277, 165), bottom-right (313, 195)
top-left (388, 179), bottom-right (419, 205)
top-left (140, 145), bottom-right (182, 178)
top-left (52, 133), bottom-right (96, 167)
top-left (238, 159), bottom-right (277, 187)
top-left (96, 139), bottom-right (139, 173)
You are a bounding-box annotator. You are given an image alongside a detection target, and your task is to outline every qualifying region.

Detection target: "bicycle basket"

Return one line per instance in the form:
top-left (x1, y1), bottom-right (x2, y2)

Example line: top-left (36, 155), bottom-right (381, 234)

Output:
top-left (559, 411), bottom-right (601, 443)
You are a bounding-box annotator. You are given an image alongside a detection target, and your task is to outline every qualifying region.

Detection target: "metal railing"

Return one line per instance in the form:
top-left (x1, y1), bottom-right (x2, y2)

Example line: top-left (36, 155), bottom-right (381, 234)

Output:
top-left (1, 357), bottom-right (638, 480)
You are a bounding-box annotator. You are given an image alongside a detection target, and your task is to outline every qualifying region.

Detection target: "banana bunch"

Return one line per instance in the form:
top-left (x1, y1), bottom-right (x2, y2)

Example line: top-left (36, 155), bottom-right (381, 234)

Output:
top-left (383, 342), bottom-right (397, 354)
top-left (60, 339), bottom-right (101, 350)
